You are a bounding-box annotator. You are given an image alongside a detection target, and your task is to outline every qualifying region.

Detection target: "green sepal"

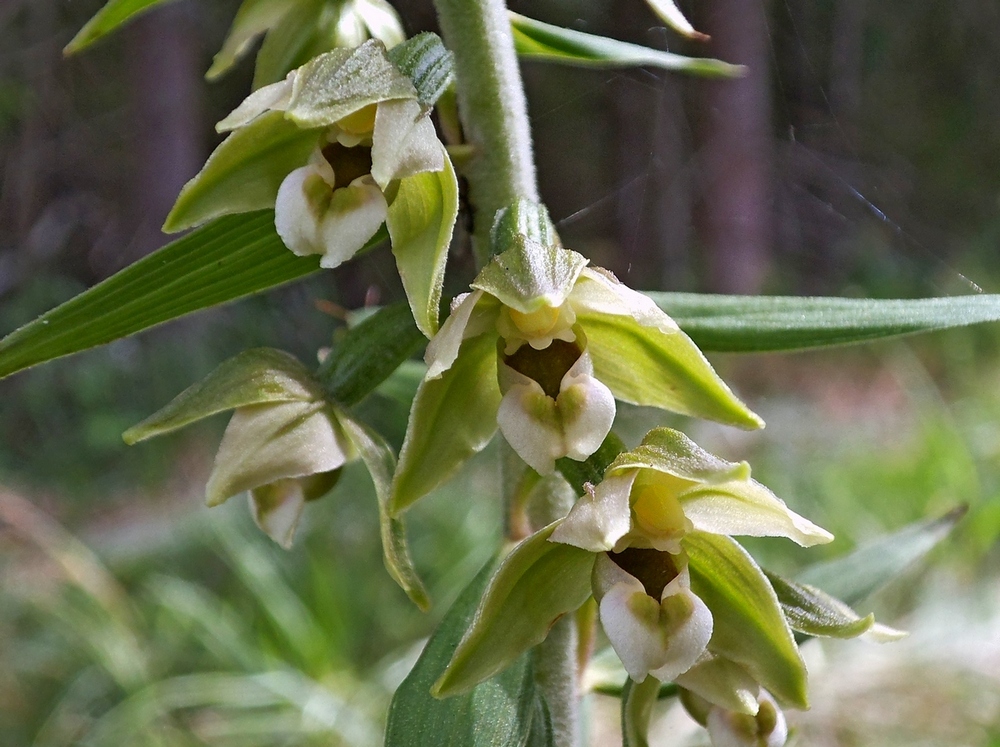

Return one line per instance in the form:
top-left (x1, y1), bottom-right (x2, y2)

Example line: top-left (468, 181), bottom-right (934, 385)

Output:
top-left (684, 532), bottom-right (808, 710)
top-left (433, 522), bottom-right (596, 696)
top-left (387, 149), bottom-right (460, 337)
top-left (652, 292), bottom-right (1000, 353)
top-left (385, 559), bottom-right (548, 747)
top-left (164, 111), bottom-right (320, 232)
top-left (473, 241), bottom-right (588, 314)
top-left (317, 303), bottom-right (425, 406)
top-left (490, 199), bottom-right (561, 253)
top-left (206, 0), bottom-right (295, 81)
top-left (621, 675), bottom-right (661, 747)
top-left (389, 331), bottom-right (501, 514)
top-left (284, 40), bottom-right (416, 129)
top-left (387, 32), bottom-right (456, 106)
top-left (797, 505), bottom-right (967, 605)
top-left (251, 0), bottom-right (328, 88)
top-left (339, 414), bottom-right (429, 610)
top-left (608, 427), bottom-right (749, 483)
top-left (123, 348), bottom-right (320, 444)
top-left (64, 0), bottom-right (175, 55)
top-left (577, 307), bottom-right (763, 430)
top-left (509, 12), bottom-right (741, 78)
top-left (765, 571), bottom-right (875, 640)
top-left (556, 431), bottom-right (627, 495)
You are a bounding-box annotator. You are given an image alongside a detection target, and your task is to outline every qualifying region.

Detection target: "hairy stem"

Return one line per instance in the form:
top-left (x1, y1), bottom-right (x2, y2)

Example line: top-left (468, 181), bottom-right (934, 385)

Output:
top-left (432, 0), bottom-right (538, 262)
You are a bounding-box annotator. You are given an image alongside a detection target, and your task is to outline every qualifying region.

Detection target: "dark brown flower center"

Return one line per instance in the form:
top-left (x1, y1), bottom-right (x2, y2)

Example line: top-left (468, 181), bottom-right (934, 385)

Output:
top-left (322, 142), bottom-right (374, 190)
top-left (608, 547), bottom-right (680, 600)
top-left (503, 339), bottom-right (582, 399)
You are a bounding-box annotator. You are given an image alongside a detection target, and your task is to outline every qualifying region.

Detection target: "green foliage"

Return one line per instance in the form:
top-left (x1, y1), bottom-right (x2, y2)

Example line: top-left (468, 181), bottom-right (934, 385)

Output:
top-left (64, 0), bottom-right (177, 54)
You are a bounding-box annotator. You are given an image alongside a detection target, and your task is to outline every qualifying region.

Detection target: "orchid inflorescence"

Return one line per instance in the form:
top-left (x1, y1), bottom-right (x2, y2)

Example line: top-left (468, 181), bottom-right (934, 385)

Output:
top-left (104, 3), bottom-right (910, 745)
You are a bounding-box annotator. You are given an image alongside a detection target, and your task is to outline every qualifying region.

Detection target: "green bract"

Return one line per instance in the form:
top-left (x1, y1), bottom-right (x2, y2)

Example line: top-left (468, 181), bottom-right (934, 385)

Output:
top-left (164, 39), bottom-right (457, 337)
top-left (124, 347), bottom-right (428, 609)
top-left (390, 240), bottom-right (763, 513)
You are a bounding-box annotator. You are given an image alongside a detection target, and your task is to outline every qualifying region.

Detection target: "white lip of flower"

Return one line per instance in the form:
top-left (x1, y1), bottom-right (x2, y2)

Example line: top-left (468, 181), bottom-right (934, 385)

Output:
top-left (219, 73), bottom-right (444, 268)
top-left (706, 690), bottom-right (788, 747)
top-left (206, 399), bottom-right (354, 548)
top-left (496, 337), bottom-right (616, 475)
top-left (592, 550), bottom-right (713, 683)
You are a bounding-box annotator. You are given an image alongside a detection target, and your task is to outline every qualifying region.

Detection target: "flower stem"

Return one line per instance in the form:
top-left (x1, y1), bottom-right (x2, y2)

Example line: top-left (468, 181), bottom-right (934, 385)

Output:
top-left (431, 0), bottom-right (539, 263)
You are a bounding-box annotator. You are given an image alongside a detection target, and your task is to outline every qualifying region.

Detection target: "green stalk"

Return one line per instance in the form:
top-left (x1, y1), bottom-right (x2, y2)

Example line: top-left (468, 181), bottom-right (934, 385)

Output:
top-left (431, 0), bottom-right (539, 263)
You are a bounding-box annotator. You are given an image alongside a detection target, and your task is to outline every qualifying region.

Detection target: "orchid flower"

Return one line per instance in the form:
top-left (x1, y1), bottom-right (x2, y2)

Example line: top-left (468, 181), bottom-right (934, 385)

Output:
top-left (390, 218), bottom-right (764, 513)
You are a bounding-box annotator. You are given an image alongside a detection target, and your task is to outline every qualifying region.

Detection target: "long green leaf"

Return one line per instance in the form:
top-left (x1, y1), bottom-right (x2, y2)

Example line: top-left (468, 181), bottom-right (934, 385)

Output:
top-left (796, 506), bottom-right (967, 605)
top-left (0, 212), bottom-right (324, 381)
top-left (384, 559), bottom-right (546, 747)
top-left (651, 292), bottom-right (1000, 353)
top-left (65, 0), bottom-right (177, 54)
top-left (510, 12), bottom-right (741, 78)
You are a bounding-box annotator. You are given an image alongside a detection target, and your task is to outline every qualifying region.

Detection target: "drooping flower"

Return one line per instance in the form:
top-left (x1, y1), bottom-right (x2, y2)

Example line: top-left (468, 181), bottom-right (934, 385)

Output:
top-left (431, 428), bottom-right (839, 706)
top-left (390, 213), bottom-right (764, 513)
top-left (123, 348), bottom-right (428, 608)
top-left (164, 37), bottom-right (458, 337)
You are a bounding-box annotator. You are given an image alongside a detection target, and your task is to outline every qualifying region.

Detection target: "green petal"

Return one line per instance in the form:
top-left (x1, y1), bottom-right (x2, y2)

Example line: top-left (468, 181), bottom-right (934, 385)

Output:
top-left (206, 0), bottom-right (294, 81)
top-left (164, 111), bottom-right (320, 232)
top-left (123, 348), bottom-right (320, 444)
top-left (433, 522), bottom-right (595, 696)
top-left (608, 427), bottom-right (749, 483)
top-left (340, 414), bottom-right (429, 610)
top-left (473, 240), bottom-right (588, 314)
top-left (284, 40), bottom-right (416, 129)
top-left (390, 332), bottom-right (501, 514)
top-left (622, 675), bottom-right (662, 747)
top-left (577, 301), bottom-right (763, 430)
top-left (386, 32), bottom-right (455, 106)
top-left (684, 532), bottom-right (808, 710)
top-left (387, 148), bottom-right (459, 337)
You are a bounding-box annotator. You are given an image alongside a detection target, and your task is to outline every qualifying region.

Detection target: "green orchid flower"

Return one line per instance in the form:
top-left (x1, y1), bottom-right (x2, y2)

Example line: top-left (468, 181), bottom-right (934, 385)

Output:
top-left (389, 228), bottom-right (764, 513)
top-left (431, 427), bottom-right (905, 717)
top-left (123, 348), bottom-right (428, 609)
top-left (164, 37), bottom-right (458, 337)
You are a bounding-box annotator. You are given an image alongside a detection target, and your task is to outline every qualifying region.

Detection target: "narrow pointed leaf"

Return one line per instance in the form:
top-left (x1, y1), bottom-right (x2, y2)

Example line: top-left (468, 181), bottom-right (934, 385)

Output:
top-left (387, 150), bottom-right (459, 337)
top-left (124, 348), bottom-right (319, 444)
top-left (317, 303), bottom-right (425, 406)
top-left (0, 212), bottom-right (351, 382)
top-left (797, 506), bottom-right (967, 605)
top-left (65, 0), bottom-right (176, 54)
top-left (650, 292), bottom-right (1000, 353)
top-left (339, 415), bottom-right (429, 610)
top-left (434, 523), bottom-right (595, 696)
top-left (622, 676), bottom-right (661, 747)
top-left (385, 559), bottom-right (544, 747)
top-left (643, 0), bottom-right (707, 40)
top-left (684, 532), bottom-right (808, 709)
top-left (390, 332), bottom-right (501, 514)
top-left (765, 571), bottom-right (875, 639)
top-left (387, 32), bottom-right (455, 106)
top-left (164, 112), bottom-right (320, 233)
top-left (510, 13), bottom-right (739, 77)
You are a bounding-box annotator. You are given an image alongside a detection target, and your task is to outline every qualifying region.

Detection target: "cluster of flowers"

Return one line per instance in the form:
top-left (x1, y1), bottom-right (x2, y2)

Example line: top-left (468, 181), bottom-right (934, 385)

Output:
top-left (127, 24), bottom-right (900, 747)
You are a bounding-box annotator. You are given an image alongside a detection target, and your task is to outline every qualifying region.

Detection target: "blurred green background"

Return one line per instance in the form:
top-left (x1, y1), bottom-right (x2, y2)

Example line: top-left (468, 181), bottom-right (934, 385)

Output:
top-left (1, 0), bottom-right (1000, 744)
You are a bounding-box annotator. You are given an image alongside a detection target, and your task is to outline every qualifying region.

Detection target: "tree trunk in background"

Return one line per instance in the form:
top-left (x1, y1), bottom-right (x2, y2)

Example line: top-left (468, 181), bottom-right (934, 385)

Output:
top-left (127, 1), bottom-right (204, 261)
top-left (695, 0), bottom-right (773, 294)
